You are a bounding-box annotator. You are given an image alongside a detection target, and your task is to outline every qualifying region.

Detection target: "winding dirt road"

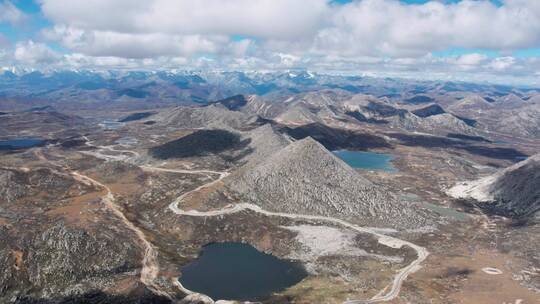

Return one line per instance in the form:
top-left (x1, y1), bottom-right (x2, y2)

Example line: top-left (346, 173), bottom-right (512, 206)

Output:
top-left (80, 140), bottom-right (429, 303)
top-left (169, 196), bottom-right (428, 304)
top-left (70, 171), bottom-right (170, 298)
top-left (8, 146), bottom-right (170, 298)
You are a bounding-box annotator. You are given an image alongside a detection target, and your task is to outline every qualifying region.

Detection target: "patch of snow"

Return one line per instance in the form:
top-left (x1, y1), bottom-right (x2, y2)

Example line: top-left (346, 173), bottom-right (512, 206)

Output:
top-left (446, 174), bottom-right (497, 202)
top-left (284, 96), bottom-right (294, 103)
top-left (366, 227), bottom-right (399, 234)
top-left (482, 267), bottom-right (503, 275)
top-left (377, 235), bottom-right (406, 249)
top-left (282, 225), bottom-right (403, 263)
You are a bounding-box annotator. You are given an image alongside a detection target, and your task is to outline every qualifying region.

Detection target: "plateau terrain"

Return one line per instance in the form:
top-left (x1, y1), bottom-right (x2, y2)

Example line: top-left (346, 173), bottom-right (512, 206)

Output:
top-left (0, 70), bottom-right (539, 304)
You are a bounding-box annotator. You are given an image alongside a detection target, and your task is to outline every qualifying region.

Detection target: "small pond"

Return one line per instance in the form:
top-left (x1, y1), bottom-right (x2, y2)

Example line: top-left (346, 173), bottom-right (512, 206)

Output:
top-left (400, 193), bottom-right (469, 221)
top-left (179, 242), bottom-right (307, 301)
top-left (422, 202), bottom-right (470, 221)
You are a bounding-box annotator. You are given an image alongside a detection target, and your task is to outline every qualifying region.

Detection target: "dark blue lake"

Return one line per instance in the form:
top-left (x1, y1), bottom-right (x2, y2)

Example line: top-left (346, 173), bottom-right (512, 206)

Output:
top-left (0, 138), bottom-right (44, 150)
top-left (179, 242), bottom-right (307, 301)
top-left (333, 150), bottom-right (397, 172)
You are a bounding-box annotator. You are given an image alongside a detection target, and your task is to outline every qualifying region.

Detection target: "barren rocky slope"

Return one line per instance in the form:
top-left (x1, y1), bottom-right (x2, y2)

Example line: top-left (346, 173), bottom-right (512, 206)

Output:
top-left (389, 112), bottom-right (478, 136)
top-left (241, 124), bottom-right (291, 165)
top-left (0, 110), bottom-right (87, 138)
top-left (151, 104), bottom-right (254, 130)
top-left (0, 167), bottom-right (146, 302)
top-left (448, 153), bottom-right (540, 218)
top-left (446, 95), bottom-right (540, 139)
top-left (233, 92), bottom-right (481, 137)
top-left (227, 137), bottom-right (431, 229)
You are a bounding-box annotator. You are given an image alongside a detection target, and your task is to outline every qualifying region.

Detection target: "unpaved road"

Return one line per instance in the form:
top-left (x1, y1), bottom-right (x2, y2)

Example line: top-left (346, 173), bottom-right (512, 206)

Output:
top-left (170, 200), bottom-right (428, 304)
top-left (81, 140), bottom-right (429, 303)
top-left (6, 146), bottom-right (170, 298)
top-left (70, 171), bottom-right (170, 298)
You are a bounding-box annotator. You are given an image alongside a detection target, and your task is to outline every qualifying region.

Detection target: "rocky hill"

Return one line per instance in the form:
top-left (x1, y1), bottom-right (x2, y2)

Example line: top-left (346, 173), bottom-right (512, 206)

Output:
top-left (412, 104), bottom-right (446, 118)
top-left (0, 167), bottom-right (145, 302)
top-left (0, 109), bottom-right (86, 137)
top-left (241, 124), bottom-right (291, 165)
top-left (277, 122), bottom-right (391, 151)
top-left (233, 91), bottom-right (482, 138)
top-left (389, 112), bottom-right (478, 136)
top-left (149, 129), bottom-right (247, 159)
top-left (151, 104), bottom-right (254, 130)
top-left (226, 137), bottom-right (430, 229)
top-left (209, 95), bottom-right (248, 111)
top-left (445, 94), bottom-right (540, 138)
top-left (495, 100), bottom-right (540, 138)
top-left (118, 111), bottom-right (156, 122)
top-left (447, 95), bottom-right (495, 113)
top-left (448, 153), bottom-right (540, 218)
top-left (273, 104), bottom-right (322, 126)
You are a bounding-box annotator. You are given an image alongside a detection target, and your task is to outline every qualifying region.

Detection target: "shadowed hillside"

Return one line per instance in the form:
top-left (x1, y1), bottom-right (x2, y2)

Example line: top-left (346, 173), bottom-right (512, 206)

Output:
top-left (118, 112), bottom-right (155, 122)
top-left (149, 129), bottom-right (249, 159)
top-left (277, 123), bottom-right (391, 151)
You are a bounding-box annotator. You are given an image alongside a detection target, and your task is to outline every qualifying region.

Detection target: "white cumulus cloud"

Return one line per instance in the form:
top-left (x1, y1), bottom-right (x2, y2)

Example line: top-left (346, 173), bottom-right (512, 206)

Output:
top-left (40, 0), bottom-right (327, 40)
top-left (38, 0), bottom-right (540, 58)
top-left (0, 0), bottom-right (536, 85)
top-left (14, 40), bottom-right (60, 64)
top-left (0, 1), bottom-right (25, 25)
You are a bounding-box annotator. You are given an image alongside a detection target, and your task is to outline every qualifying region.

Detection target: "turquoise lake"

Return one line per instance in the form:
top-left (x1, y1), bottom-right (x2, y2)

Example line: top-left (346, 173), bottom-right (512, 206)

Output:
top-left (333, 150), bottom-right (397, 172)
top-left (179, 242), bottom-right (307, 301)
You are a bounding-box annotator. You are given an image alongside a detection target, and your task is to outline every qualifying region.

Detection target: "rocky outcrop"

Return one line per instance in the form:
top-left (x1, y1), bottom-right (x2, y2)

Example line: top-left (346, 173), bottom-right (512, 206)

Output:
top-left (0, 168), bottom-right (77, 204)
top-left (0, 167), bottom-right (145, 302)
top-left (26, 223), bottom-right (141, 295)
top-left (0, 220), bottom-right (143, 302)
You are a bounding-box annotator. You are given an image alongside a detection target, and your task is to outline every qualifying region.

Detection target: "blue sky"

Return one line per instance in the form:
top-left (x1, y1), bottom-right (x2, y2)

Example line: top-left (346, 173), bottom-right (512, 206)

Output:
top-left (1, 0), bottom-right (540, 85)
top-left (0, 0), bottom-right (49, 40)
